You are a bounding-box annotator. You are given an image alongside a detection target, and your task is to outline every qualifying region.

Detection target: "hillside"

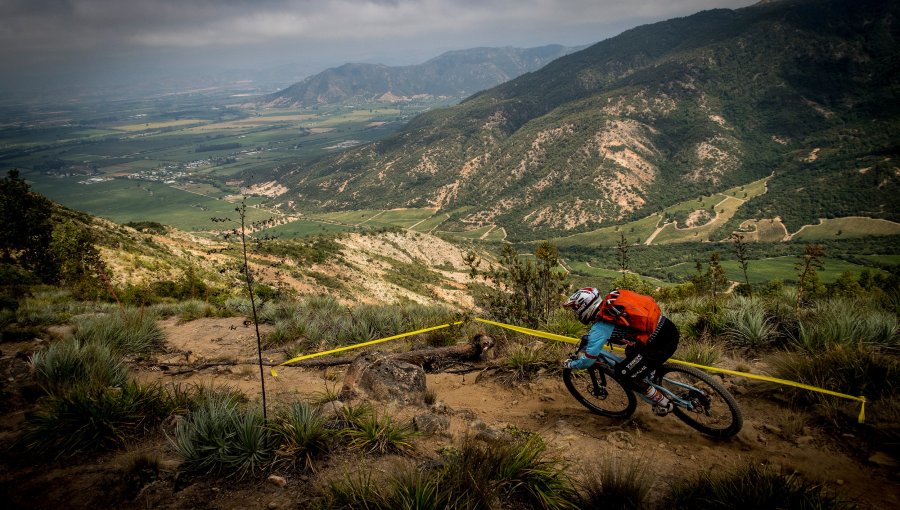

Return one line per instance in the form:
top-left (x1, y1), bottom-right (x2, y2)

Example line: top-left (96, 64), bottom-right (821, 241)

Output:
top-left (272, 0), bottom-right (900, 241)
top-left (264, 45), bottom-right (577, 107)
top-left (2, 177), bottom-right (898, 509)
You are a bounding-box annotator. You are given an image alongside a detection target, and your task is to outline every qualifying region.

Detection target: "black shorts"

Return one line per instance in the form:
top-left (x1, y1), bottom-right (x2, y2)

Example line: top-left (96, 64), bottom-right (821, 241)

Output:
top-left (616, 317), bottom-right (679, 387)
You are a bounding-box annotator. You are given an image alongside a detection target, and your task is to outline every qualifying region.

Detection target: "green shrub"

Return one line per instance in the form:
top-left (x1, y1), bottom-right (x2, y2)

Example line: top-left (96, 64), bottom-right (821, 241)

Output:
top-left (665, 311), bottom-right (700, 341)
top-left (503, 341), bottom-right (557, 380)
top-left (669, 462), bottom-right (851, 509)
top-left (175, 300), bottom-right (215, 322)
top-left (541, 308), bottom-right (585, 338)
top-left (575, 456), bottom-right (653, 510)
top-left (383, 466), bottom-right (444, 509)
top-left (73, 308), bottom-right (164, 355)
top-left (228, 412), bottom-right (276, 479)
top-left (795, 302), bottom-right (899, 352)
top-left (340, 410), bottom-right (416, 455)
top-left (13, 289), bottom-right (109, 326)
top-left (30, 338), bottom-right (129, 395)
top-left (315, 470), bottom-right (384, 509)
top-left (438, 434), bottom-right (577, 510)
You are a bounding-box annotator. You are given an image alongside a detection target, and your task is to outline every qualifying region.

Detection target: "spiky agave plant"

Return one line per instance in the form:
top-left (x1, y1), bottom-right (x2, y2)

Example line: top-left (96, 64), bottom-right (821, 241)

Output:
top-left (724, 303), bottom-right (777, 349)
top-left (173, 388), bottom-right (277, 479)
top-left (340, 409), bottom-right (416, 455)
top-left (21, 380), bottom-right (168, 457)
top-left (438, 434), bottom-right (578, 510)
top-left (271, 402), bottom-right (332, 471)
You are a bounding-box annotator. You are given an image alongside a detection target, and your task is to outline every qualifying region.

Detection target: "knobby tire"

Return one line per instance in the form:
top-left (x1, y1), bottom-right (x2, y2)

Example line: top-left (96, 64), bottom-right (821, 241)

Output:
top-left (655, 363), bottom-right (743, 439)
top-left (562, 365), bottom-right (637, 419)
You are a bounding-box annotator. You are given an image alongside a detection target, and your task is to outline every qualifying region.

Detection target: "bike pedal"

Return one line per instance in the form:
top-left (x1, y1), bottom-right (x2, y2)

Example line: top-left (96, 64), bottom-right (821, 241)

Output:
top-left (653, 403), bottom-right (673, 416)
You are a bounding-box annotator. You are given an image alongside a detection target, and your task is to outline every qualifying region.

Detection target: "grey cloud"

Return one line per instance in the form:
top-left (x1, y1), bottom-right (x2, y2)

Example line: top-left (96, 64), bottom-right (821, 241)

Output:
top-left (0, 0), bottom-right (757, 97)
top-left (1, 0), bottom-right (756, 56)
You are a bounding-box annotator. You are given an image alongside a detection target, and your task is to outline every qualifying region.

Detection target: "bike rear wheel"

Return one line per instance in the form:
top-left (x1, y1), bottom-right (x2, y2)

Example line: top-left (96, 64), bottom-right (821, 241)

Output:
top-left (655, 364), bottom-right (743, 439)
top-left (563, 365), bottom-right (637, 419)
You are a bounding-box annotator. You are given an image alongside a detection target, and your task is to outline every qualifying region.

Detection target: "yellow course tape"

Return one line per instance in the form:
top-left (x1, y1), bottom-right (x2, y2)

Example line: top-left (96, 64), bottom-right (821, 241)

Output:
top-left (268, 317), bottom-right (868, 423)
top-left (270, 321), bottom-right (463, 378)
top-left (473, 318), bottom-right (868, 423)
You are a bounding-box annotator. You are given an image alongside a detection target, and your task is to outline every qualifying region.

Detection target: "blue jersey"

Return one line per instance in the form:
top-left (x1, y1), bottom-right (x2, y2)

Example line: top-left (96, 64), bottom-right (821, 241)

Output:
top-left (568, 320), bottom-right (628, 369)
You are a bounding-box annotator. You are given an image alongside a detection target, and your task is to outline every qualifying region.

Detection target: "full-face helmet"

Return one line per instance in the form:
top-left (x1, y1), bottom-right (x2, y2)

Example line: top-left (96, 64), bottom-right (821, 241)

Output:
top-left (563, 287), bottom-right (602, 325)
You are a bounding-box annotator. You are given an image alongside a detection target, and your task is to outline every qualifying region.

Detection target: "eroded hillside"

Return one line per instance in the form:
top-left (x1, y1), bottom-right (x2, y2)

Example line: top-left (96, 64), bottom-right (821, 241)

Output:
top-left (273, 0), bottom-right (899, 240)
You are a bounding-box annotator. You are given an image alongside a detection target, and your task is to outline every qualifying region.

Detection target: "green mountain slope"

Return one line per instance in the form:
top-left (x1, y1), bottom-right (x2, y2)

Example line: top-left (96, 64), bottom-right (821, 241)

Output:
top-left (274, 0), bottom-right (899, 241)
top-left (265, 45), bottom-right (577, 107)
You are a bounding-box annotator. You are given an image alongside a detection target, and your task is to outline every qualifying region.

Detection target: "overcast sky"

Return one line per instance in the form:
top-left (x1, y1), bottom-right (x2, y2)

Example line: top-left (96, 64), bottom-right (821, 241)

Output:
top-left (1, 0), bottom-right (758, 99)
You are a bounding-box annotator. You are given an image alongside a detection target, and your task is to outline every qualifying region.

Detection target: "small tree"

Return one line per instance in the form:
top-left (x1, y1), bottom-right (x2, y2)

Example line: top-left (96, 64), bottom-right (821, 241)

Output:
top-left (212, 201), bottom-right (269, 420)
top-left (795, 244), bottom-right (825, 316)
top-left (730, 232), bottom-right (752, 297)
top-left (0, 169), bottom-right (55, 277)
top-left (477, 243), bottom-right (569, 327)
top-left (706, 252), bottom-right (728, 300)
top-left (534, 241), bottom-right (567, 321)
top-left (616, 232), bottom-right (630, 273)
top-left (691, 260), bottom-right (708, 295)
top-left (463, 250), bottom-right (480, 280)
top-left (49, 220), bottom-right (106, 299)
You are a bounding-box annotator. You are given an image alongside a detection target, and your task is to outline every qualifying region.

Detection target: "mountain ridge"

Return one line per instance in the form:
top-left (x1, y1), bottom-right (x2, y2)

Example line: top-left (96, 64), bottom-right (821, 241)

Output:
top-left (264, 45), bottom-right (580, 107)
top-left (271, 0), bottom-right (899, 242)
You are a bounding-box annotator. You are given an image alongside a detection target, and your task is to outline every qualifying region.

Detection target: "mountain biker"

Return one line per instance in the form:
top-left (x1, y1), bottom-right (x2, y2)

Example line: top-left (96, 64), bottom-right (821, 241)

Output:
top-left (562, 287), bottom-right (680, 415)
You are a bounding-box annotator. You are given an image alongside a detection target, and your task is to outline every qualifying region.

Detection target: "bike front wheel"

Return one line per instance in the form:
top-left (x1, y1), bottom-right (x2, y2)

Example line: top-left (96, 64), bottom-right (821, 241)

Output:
top-left (655, 363), bottom-right (743, 439)
top-left (563, 365), bottom-right (637, 419)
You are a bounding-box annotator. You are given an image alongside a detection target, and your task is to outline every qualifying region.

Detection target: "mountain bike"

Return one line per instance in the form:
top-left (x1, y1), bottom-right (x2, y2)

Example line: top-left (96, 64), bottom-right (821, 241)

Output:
top-left (562, 346), bottom-right (743, 439)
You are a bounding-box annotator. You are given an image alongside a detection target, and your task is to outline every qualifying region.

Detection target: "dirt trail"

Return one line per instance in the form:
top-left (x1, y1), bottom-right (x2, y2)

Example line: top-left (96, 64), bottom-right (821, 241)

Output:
top-left (2, 319), bottom-right (898, 509)
top-left (150, 319), bottom-right (899, 508)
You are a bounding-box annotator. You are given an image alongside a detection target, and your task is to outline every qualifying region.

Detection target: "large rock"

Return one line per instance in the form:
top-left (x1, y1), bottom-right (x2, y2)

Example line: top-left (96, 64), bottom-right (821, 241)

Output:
top-left (340, 352), bottom-right (427, 404)
top-left (413, 413), bottom-right (450, 436)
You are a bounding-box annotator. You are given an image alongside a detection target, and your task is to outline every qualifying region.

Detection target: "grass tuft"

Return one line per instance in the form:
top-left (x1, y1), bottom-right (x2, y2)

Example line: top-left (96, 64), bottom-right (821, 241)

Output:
top-left (30, 338), bottom-right (129, 395)
top-left (675, 338), bottom-right (723, 367)
top-left (575, 455), bottom-right (654, 510)
top-left (669, 462), bottom-right (852, 509)
top-left (73, 308), bottom-right (164, 355)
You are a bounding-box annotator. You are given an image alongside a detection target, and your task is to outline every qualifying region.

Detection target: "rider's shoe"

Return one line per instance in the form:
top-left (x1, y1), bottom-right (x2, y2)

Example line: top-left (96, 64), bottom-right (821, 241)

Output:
top-left (653, 401), bottom-right (674, 416)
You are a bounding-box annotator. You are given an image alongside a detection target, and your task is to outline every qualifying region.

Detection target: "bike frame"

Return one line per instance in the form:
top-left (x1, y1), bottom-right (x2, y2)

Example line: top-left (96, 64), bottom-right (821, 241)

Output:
top-left (591, 347), bottom-right (702, 411)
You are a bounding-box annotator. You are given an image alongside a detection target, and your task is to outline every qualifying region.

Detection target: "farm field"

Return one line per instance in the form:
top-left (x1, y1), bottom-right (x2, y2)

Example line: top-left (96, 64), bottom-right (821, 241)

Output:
top-left (555, 214), bottom-right (662, 247)
top-left (1, 96), bottom-right (451, 232)
top-left (258, 218), bottom-right (355, 237)
top-left (567, 260), bottom-right (671, 287)
top-left (652, 196), bottom-right (745, 244)
top-left (24, 173), bottom-right (274, 231)
top-left (661, 256), bottom-right (884, 284)
top-left (790, 217), bottom-right (900, 240)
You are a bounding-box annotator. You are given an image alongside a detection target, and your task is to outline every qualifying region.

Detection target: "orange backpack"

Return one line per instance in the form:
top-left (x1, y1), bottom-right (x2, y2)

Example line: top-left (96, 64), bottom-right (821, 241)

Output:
top-left (597, 289), bottom-right (662, 344)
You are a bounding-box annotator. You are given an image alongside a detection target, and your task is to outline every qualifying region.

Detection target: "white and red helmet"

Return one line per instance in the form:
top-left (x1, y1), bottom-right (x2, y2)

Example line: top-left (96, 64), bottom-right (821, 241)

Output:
top-left (563, 287), bottom-right (602, 324)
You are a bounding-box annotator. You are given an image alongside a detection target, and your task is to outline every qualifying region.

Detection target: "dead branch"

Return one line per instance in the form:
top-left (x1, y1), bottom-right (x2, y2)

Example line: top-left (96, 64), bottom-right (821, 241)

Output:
top-left (153, 333), bottom-right (496, 374)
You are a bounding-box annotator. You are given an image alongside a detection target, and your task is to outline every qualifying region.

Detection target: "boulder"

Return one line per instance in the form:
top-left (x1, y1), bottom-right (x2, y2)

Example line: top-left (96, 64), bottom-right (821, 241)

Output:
top-left (340, 352), bottom-right (427, 404)
top-left (414, 413), bottom-right (450, 436)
